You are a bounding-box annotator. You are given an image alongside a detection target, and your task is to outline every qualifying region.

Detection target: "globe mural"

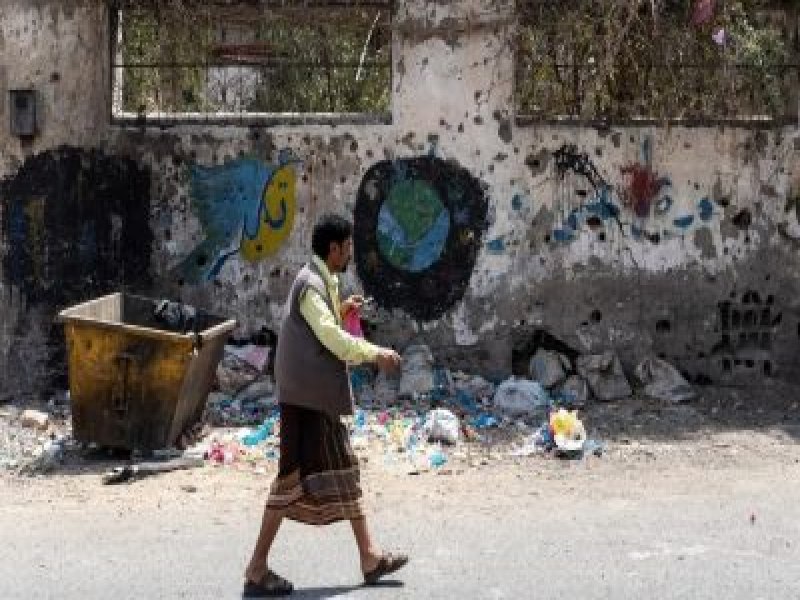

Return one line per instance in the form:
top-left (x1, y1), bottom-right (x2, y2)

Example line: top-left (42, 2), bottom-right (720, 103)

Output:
top-left (354, 156), bottom-right (488, 321)
top-left (376, 179), bottom-right (451, 273)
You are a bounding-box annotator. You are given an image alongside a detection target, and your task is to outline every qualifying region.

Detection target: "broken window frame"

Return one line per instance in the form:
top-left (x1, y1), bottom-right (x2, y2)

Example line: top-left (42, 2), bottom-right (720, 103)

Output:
top-left (109, 0), bottom-right (395, 126)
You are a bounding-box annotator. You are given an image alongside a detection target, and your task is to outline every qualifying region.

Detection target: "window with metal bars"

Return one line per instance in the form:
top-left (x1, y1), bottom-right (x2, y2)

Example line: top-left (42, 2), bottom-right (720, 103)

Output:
top-left (514, 0), bottom-right (799, 124)
top-left (110, 0), bottom-right (393, 124)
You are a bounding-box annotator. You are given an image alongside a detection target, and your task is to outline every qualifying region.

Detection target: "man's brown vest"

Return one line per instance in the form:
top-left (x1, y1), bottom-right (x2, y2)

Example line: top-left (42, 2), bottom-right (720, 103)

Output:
top-left (274, 260), bottom-right (354, 417)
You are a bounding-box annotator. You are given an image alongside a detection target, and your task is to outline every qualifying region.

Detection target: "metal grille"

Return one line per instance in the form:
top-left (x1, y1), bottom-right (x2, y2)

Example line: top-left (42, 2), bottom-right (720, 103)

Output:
top-left (110, 1), bottom-right (393, 124)
top-left (514, 0), bottom-right (800, 124)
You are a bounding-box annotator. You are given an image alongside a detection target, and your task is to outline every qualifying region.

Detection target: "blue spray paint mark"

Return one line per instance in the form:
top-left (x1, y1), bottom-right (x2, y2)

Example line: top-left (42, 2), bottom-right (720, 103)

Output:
top-left (673, 215), bottom-right (695, 230)
top-left (698, 197), bottom-right (714, 222)
top-left (641, 136), bottom-right (653, 165)
top-left (487, 237), bottom-right (506, 254)
top-left (552, 229), bottom-right (576, 243)
top-left (553, 185), bottom-right (621, 243)
top-left (512, 194), bottom-right (523, 211)
top-left (655, 196), bottom-right (673, 214)
top-left (566, 212), bottom-right (580, 231)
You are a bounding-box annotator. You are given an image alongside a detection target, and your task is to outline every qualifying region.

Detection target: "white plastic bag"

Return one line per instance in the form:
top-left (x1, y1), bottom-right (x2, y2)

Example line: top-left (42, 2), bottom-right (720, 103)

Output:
top-left (423, 408), bottom-right (461, 445)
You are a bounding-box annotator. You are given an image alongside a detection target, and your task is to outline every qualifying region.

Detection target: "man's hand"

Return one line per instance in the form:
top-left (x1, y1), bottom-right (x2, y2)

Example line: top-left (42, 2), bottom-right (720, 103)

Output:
top-left (340, 294), bottom-right (365, 317)
top-left (375, 347), bottom-right (402, 372)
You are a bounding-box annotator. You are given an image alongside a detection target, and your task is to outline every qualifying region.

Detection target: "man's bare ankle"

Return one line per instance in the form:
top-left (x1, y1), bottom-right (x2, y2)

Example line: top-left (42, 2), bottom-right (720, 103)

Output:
top-left (245, 564), bottom-right (268, 582)
top-left (361, 551), bottom-right (382, 572)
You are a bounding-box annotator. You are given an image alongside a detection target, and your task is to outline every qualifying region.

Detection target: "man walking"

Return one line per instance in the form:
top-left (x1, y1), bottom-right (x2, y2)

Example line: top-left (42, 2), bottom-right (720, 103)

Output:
top-left (244, 214), bottom-right (408, 597)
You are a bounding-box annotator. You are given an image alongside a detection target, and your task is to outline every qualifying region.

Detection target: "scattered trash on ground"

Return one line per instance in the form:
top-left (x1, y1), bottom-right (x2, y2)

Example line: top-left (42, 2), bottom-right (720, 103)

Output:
top-left (102, 456), bottom-right (205, 485)
top-left (0, 341), bottom-right (632, 478)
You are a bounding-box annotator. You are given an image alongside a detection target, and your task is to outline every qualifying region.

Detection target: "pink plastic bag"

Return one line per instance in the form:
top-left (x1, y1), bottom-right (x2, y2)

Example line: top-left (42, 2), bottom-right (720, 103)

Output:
top-left (343, 307), bottom-right (364, 337)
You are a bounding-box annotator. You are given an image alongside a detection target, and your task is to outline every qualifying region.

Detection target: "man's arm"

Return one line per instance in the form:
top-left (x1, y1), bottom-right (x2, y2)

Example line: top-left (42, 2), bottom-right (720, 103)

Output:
top-left (299, 288), bottom-right (382, 364)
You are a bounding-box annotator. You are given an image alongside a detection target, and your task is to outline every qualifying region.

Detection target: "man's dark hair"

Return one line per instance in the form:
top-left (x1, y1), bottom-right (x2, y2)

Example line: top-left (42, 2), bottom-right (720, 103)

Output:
top-left (311, 214), bottom-right (353, 259)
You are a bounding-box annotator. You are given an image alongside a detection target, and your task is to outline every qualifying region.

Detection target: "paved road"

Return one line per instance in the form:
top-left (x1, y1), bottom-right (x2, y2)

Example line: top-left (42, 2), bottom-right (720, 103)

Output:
top-left (1, 458), bottom-right (799, 600)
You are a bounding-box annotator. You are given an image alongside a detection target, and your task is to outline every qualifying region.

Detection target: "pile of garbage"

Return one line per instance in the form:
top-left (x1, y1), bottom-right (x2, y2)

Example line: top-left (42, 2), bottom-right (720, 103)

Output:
top-left (1, 333), bottom-right (695, 478)
top-left (0, 401), bottom-right (73, 474)
top-left (193, 342), bottom-right (693, 474)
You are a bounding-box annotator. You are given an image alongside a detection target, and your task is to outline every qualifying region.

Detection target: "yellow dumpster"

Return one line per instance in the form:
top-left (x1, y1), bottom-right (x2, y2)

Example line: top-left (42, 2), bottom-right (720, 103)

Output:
top-left (58, 292), bottom-right (236, 451)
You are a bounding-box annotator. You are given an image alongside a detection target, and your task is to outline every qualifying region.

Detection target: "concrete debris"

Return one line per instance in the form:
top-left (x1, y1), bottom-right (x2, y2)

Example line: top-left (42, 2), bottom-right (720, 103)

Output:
top-left (215, 339), bottom-right (274, 396)
top-left (576, 352), bottom-right (632, 401)
top-left (224, 344), bottom-right (271, 372)
top-left (634, 357), bottom-right (696, 404)
top-left (21, 409), bottom-right (50, 431)
top-left (216, 356), bottom-right (261, 396)
top-left (528, 349), bottom-right (569, 389)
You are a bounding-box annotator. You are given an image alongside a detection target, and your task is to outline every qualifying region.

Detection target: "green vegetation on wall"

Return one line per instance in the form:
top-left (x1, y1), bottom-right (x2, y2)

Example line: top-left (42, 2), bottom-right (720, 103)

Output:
top-left (515, 0), bottom-right (799, 121)
top-left (113, 0), bottom-right (391, 115)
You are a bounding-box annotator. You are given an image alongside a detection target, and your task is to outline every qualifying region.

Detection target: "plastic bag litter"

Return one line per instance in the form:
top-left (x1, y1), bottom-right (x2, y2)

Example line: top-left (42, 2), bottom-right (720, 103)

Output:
top-left (493, 378), bottom-right (551, 417)
top-left (576, 352), bottom-right (632, 401)
top-left (423, 408), bottom-right (460, 445)
top-left (555, 375), bottom-right (590, 407)
top-left (634, 357), bottom-right (696, 404)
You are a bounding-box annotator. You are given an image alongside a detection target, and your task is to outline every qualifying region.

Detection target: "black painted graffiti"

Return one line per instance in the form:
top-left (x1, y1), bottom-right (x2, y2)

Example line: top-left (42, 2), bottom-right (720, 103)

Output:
top-left (354, 156), bottom-right (488, 321)
top-left (1, 146), bottom-right (153, 305)
top-left (551, 144), bottom-right (622, 242)
top-left (711, 290), bottom-right (780, 378)
top-left (1, 146), bottom-right (153, 392)
top-left (553, 144), bottom-right (607, 189)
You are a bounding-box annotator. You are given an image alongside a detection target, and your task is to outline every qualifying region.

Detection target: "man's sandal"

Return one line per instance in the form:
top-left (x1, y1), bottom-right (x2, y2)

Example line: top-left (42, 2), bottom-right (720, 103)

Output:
top-left (243, 569), bottom-right (294, 597)
top-left (363, 552), bottom-right (409, 585)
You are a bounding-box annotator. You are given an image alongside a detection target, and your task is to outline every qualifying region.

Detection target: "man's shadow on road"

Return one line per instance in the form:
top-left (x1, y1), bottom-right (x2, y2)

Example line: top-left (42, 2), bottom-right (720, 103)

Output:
top-left (242, 580), bottom-right (403, 599)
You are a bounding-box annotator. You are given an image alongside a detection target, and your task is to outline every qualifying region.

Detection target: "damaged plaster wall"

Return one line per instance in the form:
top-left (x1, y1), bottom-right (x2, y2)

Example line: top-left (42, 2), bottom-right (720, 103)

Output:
top-left (1, 0), bottom-right (799, 400)
top-left (0, 0), bottom-right (122, 400)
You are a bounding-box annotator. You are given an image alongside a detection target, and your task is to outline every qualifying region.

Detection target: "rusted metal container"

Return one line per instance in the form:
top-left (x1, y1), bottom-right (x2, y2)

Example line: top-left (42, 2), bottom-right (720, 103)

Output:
top-left (58, 293), bottom-right (236, 451)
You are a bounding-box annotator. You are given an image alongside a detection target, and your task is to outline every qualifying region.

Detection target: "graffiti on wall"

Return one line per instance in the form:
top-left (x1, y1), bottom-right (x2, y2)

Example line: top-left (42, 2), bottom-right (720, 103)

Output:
top-left (550, 141), bottom-right (708, 244)
top-left (552, 144), bottom-right (622, 243)
top-left (710, 289), bottom-right (781, 379)
top-left (1, 146), bottom-right (153, 305)
top-left (354, 156), bottom-right (488, 321)
top-left (179, 153), bottom-right (297, 283)
top-left (620, 138), bottom-right (672, 219)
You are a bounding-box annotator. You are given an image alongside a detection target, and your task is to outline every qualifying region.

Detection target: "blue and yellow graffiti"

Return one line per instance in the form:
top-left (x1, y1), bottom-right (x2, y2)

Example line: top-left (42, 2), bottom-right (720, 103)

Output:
top-left (180, 154), bottom-right (297, 282)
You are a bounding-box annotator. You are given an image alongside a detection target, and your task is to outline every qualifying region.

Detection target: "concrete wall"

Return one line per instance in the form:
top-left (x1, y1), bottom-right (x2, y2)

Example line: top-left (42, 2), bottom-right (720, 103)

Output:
top-left (1, 0), bottom-right (799, 401)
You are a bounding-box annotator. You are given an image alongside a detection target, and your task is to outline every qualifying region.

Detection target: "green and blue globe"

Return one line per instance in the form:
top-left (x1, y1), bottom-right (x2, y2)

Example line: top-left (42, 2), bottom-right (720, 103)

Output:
top-left (376, 180), bottom-right (451, 272)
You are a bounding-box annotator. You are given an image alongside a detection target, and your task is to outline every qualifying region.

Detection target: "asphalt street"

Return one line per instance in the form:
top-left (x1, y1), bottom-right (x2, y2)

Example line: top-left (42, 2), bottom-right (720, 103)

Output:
top-left (2, 458), bottom-right (799, 600)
